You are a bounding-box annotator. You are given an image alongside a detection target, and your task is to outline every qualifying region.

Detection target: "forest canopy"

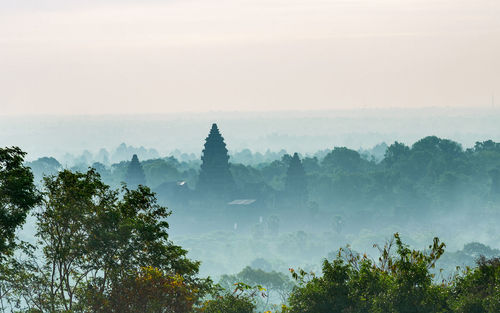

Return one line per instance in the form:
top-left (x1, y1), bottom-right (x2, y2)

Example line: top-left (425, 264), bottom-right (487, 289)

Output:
top-left (3, 129), bottom-right (499, 312)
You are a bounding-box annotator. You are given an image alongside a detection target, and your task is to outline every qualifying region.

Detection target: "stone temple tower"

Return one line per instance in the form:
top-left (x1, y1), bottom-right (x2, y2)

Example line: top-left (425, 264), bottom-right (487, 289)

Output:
top-left (197, 123), bottom-right (235, 200)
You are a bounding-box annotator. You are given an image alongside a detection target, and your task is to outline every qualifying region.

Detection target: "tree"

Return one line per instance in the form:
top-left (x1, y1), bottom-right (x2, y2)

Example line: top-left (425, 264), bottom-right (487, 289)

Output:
top-left (287, 234), bottom-right (449, 313)
top-left (450, 257), bottom-right (500, 313)
top-left (0, 147), bottom-right (40, 259)
top-left (384, 141), bottom-right (410, 167)
top-left (141, 159), bottom-right (180, 189)
top-left (202, 283), bottom-right (261, 313)
top-left (322, 147), bottom-right (363, 172)
top-left (219, 266), bottom-right (295, 310)
top-left (197, 123), bottom-right (235, 200)
top-left (125, 154), bottom-right (146, 188)
top-left (412, 136), bottom-right (462, 159)
top-left (284, 153), bottom-right (307, 207)
top-left (202, 293), bottom-right (255, 313)
top-left (473, 140), bottom-right (500, 152)
top-left (27, 169), bottom-right (207, 312)
top-left (86, 266), bottom-right (201, 313)
top-left (287, 260), bottom-right (352, 313)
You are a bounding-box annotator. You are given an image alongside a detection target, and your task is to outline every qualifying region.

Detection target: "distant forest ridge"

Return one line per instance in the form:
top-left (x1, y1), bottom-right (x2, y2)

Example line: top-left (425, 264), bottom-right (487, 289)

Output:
top-left (25, 134), bottom-right (500, 171)
top-left (27, 141), bottom-right (388, 168)
top-left (2, 107), bottom-right (500, 160)
top-left (25, 134), bottom-right (500, 231)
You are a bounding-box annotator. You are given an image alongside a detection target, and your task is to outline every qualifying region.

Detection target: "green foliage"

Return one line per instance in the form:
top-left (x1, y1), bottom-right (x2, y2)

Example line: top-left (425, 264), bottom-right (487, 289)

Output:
top-left (287, 260), bottom-right (352, 313)
top-left (0, 147), bottom-right (40, 259)
top-left (28, 135), bottom-right (500, 239)
top-left (287, 234), bottom-right (451, 313)
top-left (450, 257), bottom-right (500, 313)
top-left (1, 162), bottom-right (500, 312)
top-left (322, 147), bottom-right (367, 173)
top-left (4, 135), bottom-right (500, 312)
top-left (202, 283), bottom-right (262, 313)
top-left (86, 266), bottom-right (203, 313)
top-left (202, 293), bottom-right (255, 313)
top-left (6, 168), bottom-right (208, 312)
top-left (142, 158), bottom-right (181, 188)
top-left (384, 141), bottom-right (410, 167)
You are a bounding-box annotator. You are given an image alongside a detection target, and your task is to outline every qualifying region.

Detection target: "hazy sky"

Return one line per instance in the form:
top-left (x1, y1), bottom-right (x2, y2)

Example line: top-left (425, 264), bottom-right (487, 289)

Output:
top-left (1, 0), bottom-right (499, 115)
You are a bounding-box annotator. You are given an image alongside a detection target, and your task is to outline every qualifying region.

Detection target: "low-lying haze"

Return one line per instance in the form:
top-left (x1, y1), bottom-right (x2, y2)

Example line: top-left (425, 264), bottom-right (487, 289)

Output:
top-left (1, 108), bottom-right (500, 161)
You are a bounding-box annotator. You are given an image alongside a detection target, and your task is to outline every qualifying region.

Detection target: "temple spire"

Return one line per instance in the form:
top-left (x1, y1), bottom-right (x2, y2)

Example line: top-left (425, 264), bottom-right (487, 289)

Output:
top-left (197, 123), bottom-right (235, 199)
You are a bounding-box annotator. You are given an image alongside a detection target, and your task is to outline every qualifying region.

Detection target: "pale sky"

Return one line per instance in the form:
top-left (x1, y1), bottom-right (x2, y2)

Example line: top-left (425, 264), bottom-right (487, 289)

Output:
top-left (0, 0), bottom-right (499, 115)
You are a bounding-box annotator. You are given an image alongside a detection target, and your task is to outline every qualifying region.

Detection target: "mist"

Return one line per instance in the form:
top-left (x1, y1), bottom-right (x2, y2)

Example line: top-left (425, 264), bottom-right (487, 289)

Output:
top-left (2, 0), bottom-right (500, 311)
top-left (10, 110), bottom-right (500, 282)
top-left (3, 107), bottom-right (500, 161)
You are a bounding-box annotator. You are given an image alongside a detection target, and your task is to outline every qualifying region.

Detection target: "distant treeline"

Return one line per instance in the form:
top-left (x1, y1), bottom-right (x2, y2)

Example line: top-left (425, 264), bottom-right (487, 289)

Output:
top-left (27, 135), bottom-right (500, 221)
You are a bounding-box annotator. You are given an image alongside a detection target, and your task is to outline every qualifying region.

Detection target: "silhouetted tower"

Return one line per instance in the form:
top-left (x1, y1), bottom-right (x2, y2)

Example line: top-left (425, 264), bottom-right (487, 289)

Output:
top-left (285, 153), bottom-right (308, 206)
top-left (125, 154), bottom-right (146, 188)
top-left (197, 123), bottom-right (235, 199)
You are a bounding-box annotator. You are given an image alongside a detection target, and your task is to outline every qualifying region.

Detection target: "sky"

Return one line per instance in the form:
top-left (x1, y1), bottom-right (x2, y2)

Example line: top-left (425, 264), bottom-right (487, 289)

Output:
top-left (0, 0), bottom-right (499, 115)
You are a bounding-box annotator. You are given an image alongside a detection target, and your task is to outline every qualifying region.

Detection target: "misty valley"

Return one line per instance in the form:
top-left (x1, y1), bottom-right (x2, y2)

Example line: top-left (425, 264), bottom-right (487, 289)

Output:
top-left (2, 0), bottom-right (499, 311)
top-left (1, 122), bottom-right (499, 313)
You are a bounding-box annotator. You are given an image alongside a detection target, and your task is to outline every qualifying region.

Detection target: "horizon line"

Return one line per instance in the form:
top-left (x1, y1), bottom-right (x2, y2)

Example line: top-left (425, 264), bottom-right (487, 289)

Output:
top-left (1, 105), bottom-right (499, 118)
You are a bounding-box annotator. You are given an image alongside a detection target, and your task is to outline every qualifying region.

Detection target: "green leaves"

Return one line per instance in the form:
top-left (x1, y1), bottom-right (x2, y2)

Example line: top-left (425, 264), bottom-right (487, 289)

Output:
top-left (25, 168), bottom-right (207, 312)
top-left (0, 146), bottom-right (40, 259)
top-left (450, 257), bottom-right (500, 313)
top-left (287, 234), bottom-right (452, 313)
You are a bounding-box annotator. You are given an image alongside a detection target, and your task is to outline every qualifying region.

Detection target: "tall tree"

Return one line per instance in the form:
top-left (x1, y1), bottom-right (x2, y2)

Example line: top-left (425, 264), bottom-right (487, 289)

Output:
top-left (0, 147), bottom-right (40, 259)
top-left (197, 123), bottom-right (235, 199)
top-left (26, 169), bottom-right (208, 312)
top-left (125, 154), bottom-right (146, 188)
top-left (322, 147), bottom-right (363, 172)
top-left (384, 141), bottom-right (410, 167)
top-left (284, 153), bottom-right (308, 206)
